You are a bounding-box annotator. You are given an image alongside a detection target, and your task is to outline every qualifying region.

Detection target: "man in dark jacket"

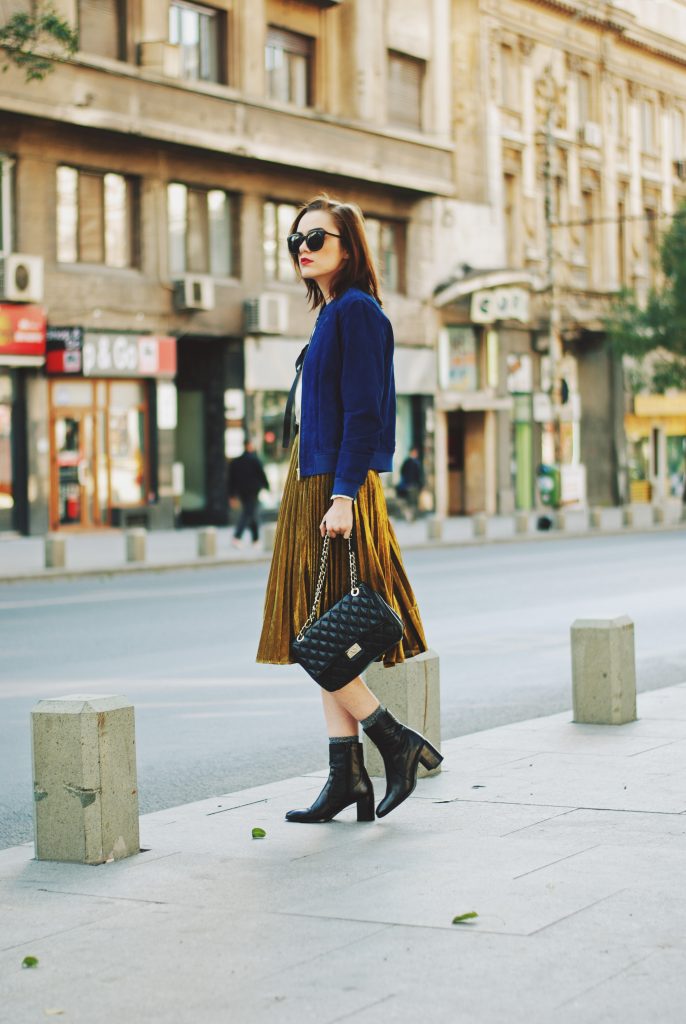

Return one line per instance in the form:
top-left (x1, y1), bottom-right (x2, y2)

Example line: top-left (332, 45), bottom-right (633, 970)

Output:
top-left (228, 440), bottom-right (270, 547)
top-left (397, 447), bottom-right (424, 521)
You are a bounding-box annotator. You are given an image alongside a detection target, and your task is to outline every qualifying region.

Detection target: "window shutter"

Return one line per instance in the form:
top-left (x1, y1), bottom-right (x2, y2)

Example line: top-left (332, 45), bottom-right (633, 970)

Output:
top-left (79, 0), bottom-right (122, 60)
top-left (388, 52), bottom-right (424, 131)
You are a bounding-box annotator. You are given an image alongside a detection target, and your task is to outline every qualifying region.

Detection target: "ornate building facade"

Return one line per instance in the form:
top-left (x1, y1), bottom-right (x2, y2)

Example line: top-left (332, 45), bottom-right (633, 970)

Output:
top-left (432, 0), bottom-right (686, 515)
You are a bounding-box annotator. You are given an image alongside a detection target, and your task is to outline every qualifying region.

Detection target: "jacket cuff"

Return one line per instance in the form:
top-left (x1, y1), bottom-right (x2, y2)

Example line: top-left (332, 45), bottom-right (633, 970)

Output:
top-left (332, 477), bottom-right (361, 501)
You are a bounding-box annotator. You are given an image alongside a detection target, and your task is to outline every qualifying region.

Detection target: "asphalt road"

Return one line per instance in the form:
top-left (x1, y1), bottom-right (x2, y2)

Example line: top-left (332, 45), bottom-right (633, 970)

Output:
top-left (1, 531), bottom-right (685, 849)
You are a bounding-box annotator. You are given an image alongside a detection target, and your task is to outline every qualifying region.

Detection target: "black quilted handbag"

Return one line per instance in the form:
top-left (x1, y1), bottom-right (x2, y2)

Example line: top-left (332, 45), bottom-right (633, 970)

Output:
top-left (291, 525), bottom-right (404, 692)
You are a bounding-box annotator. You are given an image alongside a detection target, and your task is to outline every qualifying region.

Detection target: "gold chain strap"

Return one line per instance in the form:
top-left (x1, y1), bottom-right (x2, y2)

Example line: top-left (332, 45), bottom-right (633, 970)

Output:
top-left (295, 526), bottom-right (359, 643)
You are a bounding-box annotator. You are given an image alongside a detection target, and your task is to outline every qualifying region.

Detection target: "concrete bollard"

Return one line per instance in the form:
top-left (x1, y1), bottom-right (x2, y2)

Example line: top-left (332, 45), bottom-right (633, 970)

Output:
top-left (590, 507), bottom-right (603, 529)
top-left (556, 510), bottom-right (567, 531)
top-left (31, 694), bottom-right (140, 864)
top-left (571, 616), bottom-right (637, 725)
top-left (426, 516), bottom-right (443, 541)
top-left (126, 528), bottom-right (146, 563)
top-left (622, 505), bottom-right (634, 527)
top-left (472, 513), bottom-right (487, 538)
top-left (363, 650), bottom-right (442, 778)
top-left (514, 511), bottom-right (529, 534)
top-left (261, 523), bottom-right (277, 552)
top-left (45, 534), bottom-right (66, 569)
top-left (652, 504), bottom-right (665, 525)
top-left (197, 526), bottom-right (217, 557)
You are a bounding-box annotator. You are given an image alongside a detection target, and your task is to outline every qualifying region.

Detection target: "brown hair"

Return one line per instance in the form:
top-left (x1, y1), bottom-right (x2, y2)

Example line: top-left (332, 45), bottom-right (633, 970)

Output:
top-left (289, 194), bottom-right (382, 309)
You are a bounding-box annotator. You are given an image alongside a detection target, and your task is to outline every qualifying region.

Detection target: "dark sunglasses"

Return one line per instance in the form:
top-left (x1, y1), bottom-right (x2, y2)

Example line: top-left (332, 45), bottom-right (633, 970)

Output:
top-left (287, 228), bottom-right (341, 256)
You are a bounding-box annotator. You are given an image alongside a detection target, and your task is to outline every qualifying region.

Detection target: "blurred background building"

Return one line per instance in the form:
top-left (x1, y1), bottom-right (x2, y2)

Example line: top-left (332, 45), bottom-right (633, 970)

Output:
top-left (1, 0), bottom-right (685, 535)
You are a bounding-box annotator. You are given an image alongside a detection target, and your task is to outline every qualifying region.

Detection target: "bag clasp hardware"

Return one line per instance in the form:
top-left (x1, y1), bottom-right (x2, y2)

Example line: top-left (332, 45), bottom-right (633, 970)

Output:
top-left (346, 642), bottom-right (362, 659)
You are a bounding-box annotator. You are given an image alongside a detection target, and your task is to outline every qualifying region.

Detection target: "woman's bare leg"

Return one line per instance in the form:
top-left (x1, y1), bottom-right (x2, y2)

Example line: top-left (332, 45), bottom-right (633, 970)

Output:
top-left (330, 676), bottom-right (380, 723)
top-left (321, 689), bottom-right (359, 737)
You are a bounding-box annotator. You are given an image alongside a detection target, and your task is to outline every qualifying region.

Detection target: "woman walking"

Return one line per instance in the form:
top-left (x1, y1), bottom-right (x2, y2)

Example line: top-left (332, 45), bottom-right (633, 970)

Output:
top-left (257, 195), bottom-right (442, 822)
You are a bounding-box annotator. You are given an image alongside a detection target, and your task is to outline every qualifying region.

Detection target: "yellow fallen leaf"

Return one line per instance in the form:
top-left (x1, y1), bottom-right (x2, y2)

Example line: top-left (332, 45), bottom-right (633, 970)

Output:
top-left (44, 1012), bottom-right (65, 1018)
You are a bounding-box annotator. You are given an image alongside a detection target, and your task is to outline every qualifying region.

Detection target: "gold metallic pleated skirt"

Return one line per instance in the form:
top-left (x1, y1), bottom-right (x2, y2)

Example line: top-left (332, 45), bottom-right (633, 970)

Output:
top-left (256, 441), bottom-right (428, 667)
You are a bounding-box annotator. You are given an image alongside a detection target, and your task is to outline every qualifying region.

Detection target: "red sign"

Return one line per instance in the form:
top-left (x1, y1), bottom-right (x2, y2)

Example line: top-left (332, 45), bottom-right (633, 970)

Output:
top-left (0, 305), bottom-right (46, 359)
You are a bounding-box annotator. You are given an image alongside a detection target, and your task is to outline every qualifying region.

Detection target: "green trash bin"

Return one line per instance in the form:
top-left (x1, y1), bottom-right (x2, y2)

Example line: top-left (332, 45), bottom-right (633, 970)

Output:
top-left (537, 464), bottom-right (560, 507)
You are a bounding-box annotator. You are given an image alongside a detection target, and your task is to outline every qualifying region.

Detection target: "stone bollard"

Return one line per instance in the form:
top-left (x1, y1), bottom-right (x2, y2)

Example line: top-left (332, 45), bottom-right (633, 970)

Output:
top-left (590, 507), bottom-right (603, 529)
top-left (45, 534), bottom-right (66, 569)
top-left (472, 513), bottom-right (487, 538)
top-left (197, 526), bottom-right (217, 557)
top-left (363, 650), bottom-right (442, 779)
top-left (426, 516), bottom-right (443, 541)
top-left (622, 505), bottom-right (634, 528)
top-left (556, 510), bottom-right (567, 531)
top-left (126, 528), bottom-right (146, 563)
top-left (514, 511), bottom-right (529, 534)
top-left (31, 694), bottom-right (140, 864)
top-left (570, 616), bottom-right (637, 725)
top-left (652, 504), bottom-right (665, 525)
top-left (261, 523), bottom-right (277, 552)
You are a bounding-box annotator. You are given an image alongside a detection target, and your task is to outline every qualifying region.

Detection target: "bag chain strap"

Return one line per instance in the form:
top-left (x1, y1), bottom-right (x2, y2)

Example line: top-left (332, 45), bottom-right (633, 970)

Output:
top-left (295, 526), bottom-right (359, 643)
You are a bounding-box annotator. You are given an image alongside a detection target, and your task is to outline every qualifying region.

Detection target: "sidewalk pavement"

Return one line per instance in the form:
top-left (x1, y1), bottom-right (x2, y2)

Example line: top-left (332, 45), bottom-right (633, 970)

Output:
top-left (3, 684), bottom-right (686, 1023)
top-left (1, 502), bottom-right (685, 582)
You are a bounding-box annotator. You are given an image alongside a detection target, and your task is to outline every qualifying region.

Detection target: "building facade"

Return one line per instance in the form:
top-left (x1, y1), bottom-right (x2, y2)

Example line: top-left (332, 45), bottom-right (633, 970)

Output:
top-left (0, 0), bottom-right (452, 534)
top-left (432, 0), bottom-right (686, 515)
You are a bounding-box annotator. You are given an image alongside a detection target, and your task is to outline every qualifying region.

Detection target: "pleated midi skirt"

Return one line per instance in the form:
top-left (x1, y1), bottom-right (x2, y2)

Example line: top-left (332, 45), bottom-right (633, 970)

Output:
top-left (256, 441), bottom-right (428, 667)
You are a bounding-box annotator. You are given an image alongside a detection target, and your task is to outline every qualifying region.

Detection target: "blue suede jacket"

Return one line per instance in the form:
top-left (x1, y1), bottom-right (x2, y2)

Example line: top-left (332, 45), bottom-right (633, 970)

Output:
top-left (298, 287), bottom-right (396, 499)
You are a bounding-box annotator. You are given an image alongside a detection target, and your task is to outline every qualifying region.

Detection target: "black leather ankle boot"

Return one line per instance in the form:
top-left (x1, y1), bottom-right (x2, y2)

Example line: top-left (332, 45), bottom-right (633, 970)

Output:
top-left (285, 740), bottom-right (375, 823)
top-left (363, 708), bottom-right (443, 818)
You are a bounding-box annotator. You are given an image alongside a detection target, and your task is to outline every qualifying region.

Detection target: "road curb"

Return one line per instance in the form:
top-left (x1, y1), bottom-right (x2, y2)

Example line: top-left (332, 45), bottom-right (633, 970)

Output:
top-left (1, 521), bottom-right (684, 584)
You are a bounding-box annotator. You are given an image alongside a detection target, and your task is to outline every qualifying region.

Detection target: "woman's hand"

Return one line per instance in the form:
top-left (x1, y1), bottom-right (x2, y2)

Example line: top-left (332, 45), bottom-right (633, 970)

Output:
top-left (320, 497), bottom-right (353, 539)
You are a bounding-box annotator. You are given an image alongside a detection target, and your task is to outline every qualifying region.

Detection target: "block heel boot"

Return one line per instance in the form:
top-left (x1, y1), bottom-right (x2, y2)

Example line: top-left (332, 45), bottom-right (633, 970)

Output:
top-left (363, 707), bottom-right (443, 818)
top-left (285, 740), bottom-right (375, 823)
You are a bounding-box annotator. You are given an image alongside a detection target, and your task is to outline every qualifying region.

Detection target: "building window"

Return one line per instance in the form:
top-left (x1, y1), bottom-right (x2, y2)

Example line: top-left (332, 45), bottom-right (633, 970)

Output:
top-left (503, 172), bottom-right (521, 267)
top-left (56, 166), bottom-right (136, 268)
top-left (577, 70), bottom-right (593, 125)
top-left (617, 197), bottom-right (627, 286)
top-left (365, 216), bottom-right (405, 293)
top-left (0, 155), bottom-right (12, 256)
top-left (265, 27), bottom-right (313, 107)
top-left (643, 204), bottom-right (658, 284)
top-left (387, 51), bottom-right (424, 131)
top-left (641, 99), bottom-right (656, 154)
top-left (500, 44), bottom-right (519, 110)
top-left (263, 200), bottom-right (298, 282)
top-left (674, 108), bottom-right (685, 160)
top-left (78, 0), bottom-right (124, 60)
top-left (169, 1), bottom-right (221, 83)
top-left (167, 183), bottom-right (237, 277)
top-left (581, 190), bottom-right (595, 285)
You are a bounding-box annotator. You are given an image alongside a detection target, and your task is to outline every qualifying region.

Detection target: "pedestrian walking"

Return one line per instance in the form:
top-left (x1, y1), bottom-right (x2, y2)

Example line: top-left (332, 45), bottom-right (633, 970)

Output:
top-left (396, 447), bottom-right (424, 521)
top-left (228, 440), bottom-right (269, 548)
top-left (257, 194), bottom-right (442, 823)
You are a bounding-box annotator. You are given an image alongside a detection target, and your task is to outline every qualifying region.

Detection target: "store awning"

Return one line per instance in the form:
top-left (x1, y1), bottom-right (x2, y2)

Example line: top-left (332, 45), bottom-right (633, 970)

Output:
top-left (435, 390), bottom-right (513, 413)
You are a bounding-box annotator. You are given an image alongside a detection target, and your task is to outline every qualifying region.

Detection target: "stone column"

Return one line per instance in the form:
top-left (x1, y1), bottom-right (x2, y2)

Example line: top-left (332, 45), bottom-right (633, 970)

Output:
top-left (31, 695), bottom-right (140, 864)
top-left (571, 617), bottom-right (637, 725)
top-left (363, 651), bottom-right (441, 779)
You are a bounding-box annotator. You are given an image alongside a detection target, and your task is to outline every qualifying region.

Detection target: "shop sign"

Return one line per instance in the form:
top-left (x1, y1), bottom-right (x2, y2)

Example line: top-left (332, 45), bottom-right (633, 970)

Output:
top-left (0, 304), bottom-right (46, 358)
top-left (506, 353), bottom-right (533, 393)
top-left (471, 287), bottom-right (529, 324)
top-left (439, 326), bottom-right (478, 392)
top-left (47, 326), bottom-right (83, 374)
top-left (46, 328), bottom-right (176, 378)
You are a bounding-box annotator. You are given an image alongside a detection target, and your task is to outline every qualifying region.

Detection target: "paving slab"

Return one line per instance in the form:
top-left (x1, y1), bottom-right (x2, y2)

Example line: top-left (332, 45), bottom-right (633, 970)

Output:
top-left (3, 683), bottom-right (686, 1023)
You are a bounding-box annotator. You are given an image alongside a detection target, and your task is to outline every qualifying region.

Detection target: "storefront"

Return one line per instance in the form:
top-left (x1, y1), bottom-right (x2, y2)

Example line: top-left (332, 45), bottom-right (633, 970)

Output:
top-left (46, 327), bottom-right (177, 530)
top-left (625, 393), bottom-right (686, 503)
top-left (0, 304), bottom-right (47, 534)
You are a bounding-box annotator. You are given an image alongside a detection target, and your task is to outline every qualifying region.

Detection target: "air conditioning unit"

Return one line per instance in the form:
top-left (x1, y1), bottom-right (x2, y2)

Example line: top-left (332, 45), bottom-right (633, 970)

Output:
top-left (0, 253), bottom-right (44, 303)
top-left (173, 276), bottom-right (215, 311)
top-left (674, 159), bottom-right (686, 182)
top-left (244, 293), bottom-right (289, 334)
top-left (579, 121), bottom-right (602, 148)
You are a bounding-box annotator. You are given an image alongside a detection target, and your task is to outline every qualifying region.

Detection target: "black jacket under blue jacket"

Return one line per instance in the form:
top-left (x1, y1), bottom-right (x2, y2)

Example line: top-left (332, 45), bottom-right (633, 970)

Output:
top-left (298, 287), bottom-right (396, 499)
